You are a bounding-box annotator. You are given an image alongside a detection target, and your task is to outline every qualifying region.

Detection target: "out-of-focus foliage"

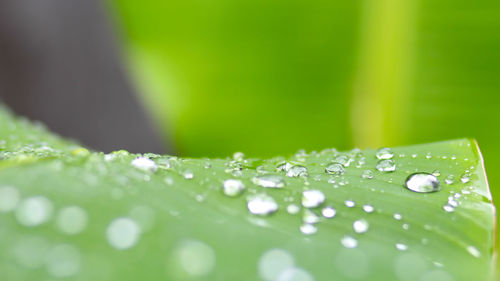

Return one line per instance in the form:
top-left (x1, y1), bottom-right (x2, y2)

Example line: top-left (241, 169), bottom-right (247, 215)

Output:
top-left (109, 0), bottom-right (500, 263)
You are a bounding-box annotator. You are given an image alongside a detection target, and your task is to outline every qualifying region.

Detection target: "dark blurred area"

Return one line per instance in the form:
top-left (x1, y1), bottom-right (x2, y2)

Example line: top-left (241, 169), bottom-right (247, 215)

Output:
top-left (0, 0), bottom-right (166, 153)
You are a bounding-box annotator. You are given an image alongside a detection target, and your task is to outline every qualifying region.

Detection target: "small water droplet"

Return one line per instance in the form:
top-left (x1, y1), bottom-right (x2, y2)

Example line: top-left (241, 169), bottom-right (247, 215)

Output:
top-left (341, 236), bottom-right (358, 248)
top-left (303, 209), bottom-right (320, 224)
top-left (396, 243), bottom-right (408, 251)
top-left (252, 175), bottom-right (285, 188)
top-left (460, 173), bottom-right (470, 183)
top-left (361, 170), bottom-right (373, 179)
top-left (325, 163), bottom-right (345, 175)
top-left (222, 179), bottom-right (245, 197)
top-left (233, 152), bottom-right (245, 162)
top-left (393, 213), bottom-right (402, 220)
top-left (376, 147), bottom-right (394, 159)
top-left (432, 170), bottom-right (441, 177)
top-left (247, 194), bottom-right (278, 215)
top-left (353, 219), bottom-right (369, 233)
top-left (106, 217), bottom-right (140, 250)
top-left (183, 170), bottom-right (195, 180)
top-left (286, 204), bottom-right (300, 214)
top-left (333, 155), bottom-right (351, 167)
top-left (443, 204), bottom-right (454, 212)
top-left (345, 200), bottom-right (355, 208)
top-left (299, 223), bottom-right (317, 235)
top-left (376, 159), bottom-right (396, 172)
top-left (321, 206), bottom-right (336, 218)
top-left (301, 190), bottom-right (325, 208)
top-left (405, 173), bottom-right (441, 193)
top-left (286, 165), bottom-right (308, 178)
top-left (362, 204), bottom-right (374, 213)
top-left (466, 246), bottom-right (481, 258)
top-left (15, 196), bottom-right (53, 227)
top-left (445, 175), bottom-right (455, 185)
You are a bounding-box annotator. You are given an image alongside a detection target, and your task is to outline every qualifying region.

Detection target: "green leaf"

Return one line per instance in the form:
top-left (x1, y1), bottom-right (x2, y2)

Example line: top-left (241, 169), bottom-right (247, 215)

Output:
top-left (0, 106), bottom-right (496, 280)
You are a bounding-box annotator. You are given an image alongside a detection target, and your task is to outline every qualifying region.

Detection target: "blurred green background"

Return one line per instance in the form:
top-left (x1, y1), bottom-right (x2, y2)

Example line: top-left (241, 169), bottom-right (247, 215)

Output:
top-left (109, 0), bottom-right (500, 207)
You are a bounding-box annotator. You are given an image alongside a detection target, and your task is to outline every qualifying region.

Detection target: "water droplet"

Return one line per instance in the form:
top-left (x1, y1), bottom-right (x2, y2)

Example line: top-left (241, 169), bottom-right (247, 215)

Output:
top-left (376, 147), bottom-right (394, 159)
top-left (183, 170), bottom-right (194, 180)
top-left (362, 204), bottom-right (374, 213)
top-left (341, 236), bottom-right (358, 248)
top-left (338, 155), bottom-right (355, 168)
top-left (45, 244), bottom-right (81, 277)
top-left (393, 213), bottom-right (402, 220)
top-left (56, 206), bottom-right (88, 235)
top-left (466, 246), bottom-right (480, 258)
top-left (432, 170), bottom-right (441, 177)
top-left (106, 217), bottom-right (140, 250)
top-left (353, 219), bottom-right (369, 233)
top-left (233, 152), bottom-right (245, 162)
top-left (405, 173), bottom-right (441, 193)
top-left (71, 147), bottom-right (90, 157)
top-left (396, 243), bottom-right (408, 251)
top-left (0, 186), bottom-right (20, 212)
top-left (252, 175), bottom-right (285, 188)
top-left (222, 179), bottom-right (245, 197)
top-left (303, 209), bottom-right (320, 224)
top-left (460, 173), bottom-right (471, 183)
top-left (131, 157), bottom-right (157, 173)
top-left (443, 205), bottom-right (454, 212)
top-left (286, 204), bottom-right (300, 215)
top-left (286, 165), bottom-right (308, 178)
top-left (247, 194), bottom-right (278, 215)
top-left (376, 159), bottom-right (396, 172)
top-left (445, 175), bottom-right (455, 185)
top-left (173, 239), bottom-right (216, 277)
top-left (325, 163), bottom-right (345, 175)
top-left (299, 224), bottom-right (317, 235)
top-left (344, 200), bottom-right (355, 208)
top-left (301, 190), bottom-right (325, 208)
top-left (15, 196), bottom-right (53, 227)
top-left (276, 162), bottom-right (293, 172)
top-left (321, 206), bottom-right (336, 218)
top-left (258, 249), bottom-right (295, 281)
top-left (361, 170), bottom-right (373, 179)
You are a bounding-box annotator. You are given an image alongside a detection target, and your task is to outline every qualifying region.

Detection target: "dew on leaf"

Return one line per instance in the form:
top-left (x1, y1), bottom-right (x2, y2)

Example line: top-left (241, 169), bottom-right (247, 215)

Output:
top-left (252, 175), bottom-right (285, 188)
top-left (247, 194), bottom-right (278, 215)
top-left (376, 147), bottom-right (394, 160)
top-left (341, 236), bottom-right (358, 249)
top-left (222, 179), bottom-right (245, 197)
top-left (344, 200), bottom-right (355, 208)
top-left (405, 173), bottom-right (441, 193)
top-left (362, 204), bottom-right (374, 213)
top-left (299, 223), bottom-right (317, 235)
top-left (361, 170), bottom-right (373, 179)
top-left (353, 219), bottom-right (369, 233)
top-left (325, 163), bottom-right (345, 175)
top-left (467, 246), bottom-right (481, 258)
top-left (286, 165), bottom-right (308, 178)
top-left (131, 157), bottom-right (157, 173)
top-left (321, 206), bottom-right (336, 218)
top-left (376, 159), bottom-right (396, 172)
top-left (301, 190), bottom-right (325, 208)
top-left (183, 170), bottom-right (194, 180)
top-left (286, 204), bottom-right (300, 215)
top-left (303, 209), bottom-right (320, 224)
top-left (445, 175), bottom-right (455, 185)
top-left (396, 243), bottom-right (408, 251)
top-left (443, 205), bottom-right (454, 213)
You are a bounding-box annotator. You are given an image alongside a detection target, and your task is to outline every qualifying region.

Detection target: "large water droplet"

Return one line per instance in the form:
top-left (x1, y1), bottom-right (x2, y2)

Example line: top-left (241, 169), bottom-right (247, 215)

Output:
top-left (405, 173), bottom-right (440, 193)
top-left (301, 190), bottom-right (325, 208)
top-left (286, 165), bottom-right (308, 178)
top-left (353, 219), bottom-right (369, 233)
top-left (376, 159), bottom-right (396, 172)
top-left (325, 163), bottom-right (345, 175)
top-left (321, 206), bottom-right (336, 218)
top-left (376, 147), bottom-right (394, 159)
top-left (252, 175), bottom-right (285, 189)
top-left (106, 217), bottom-right (140, 250)
top-left (222, 179), bottom-right (245, 197)
top-left (15, 196), bottom-right (53, 227)
top-left (131, 157), bottom-right (157, 173)
top-left (333, 155), bottom-right (351, 166)
top-left (247, 194), bottom-right (278, 215)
